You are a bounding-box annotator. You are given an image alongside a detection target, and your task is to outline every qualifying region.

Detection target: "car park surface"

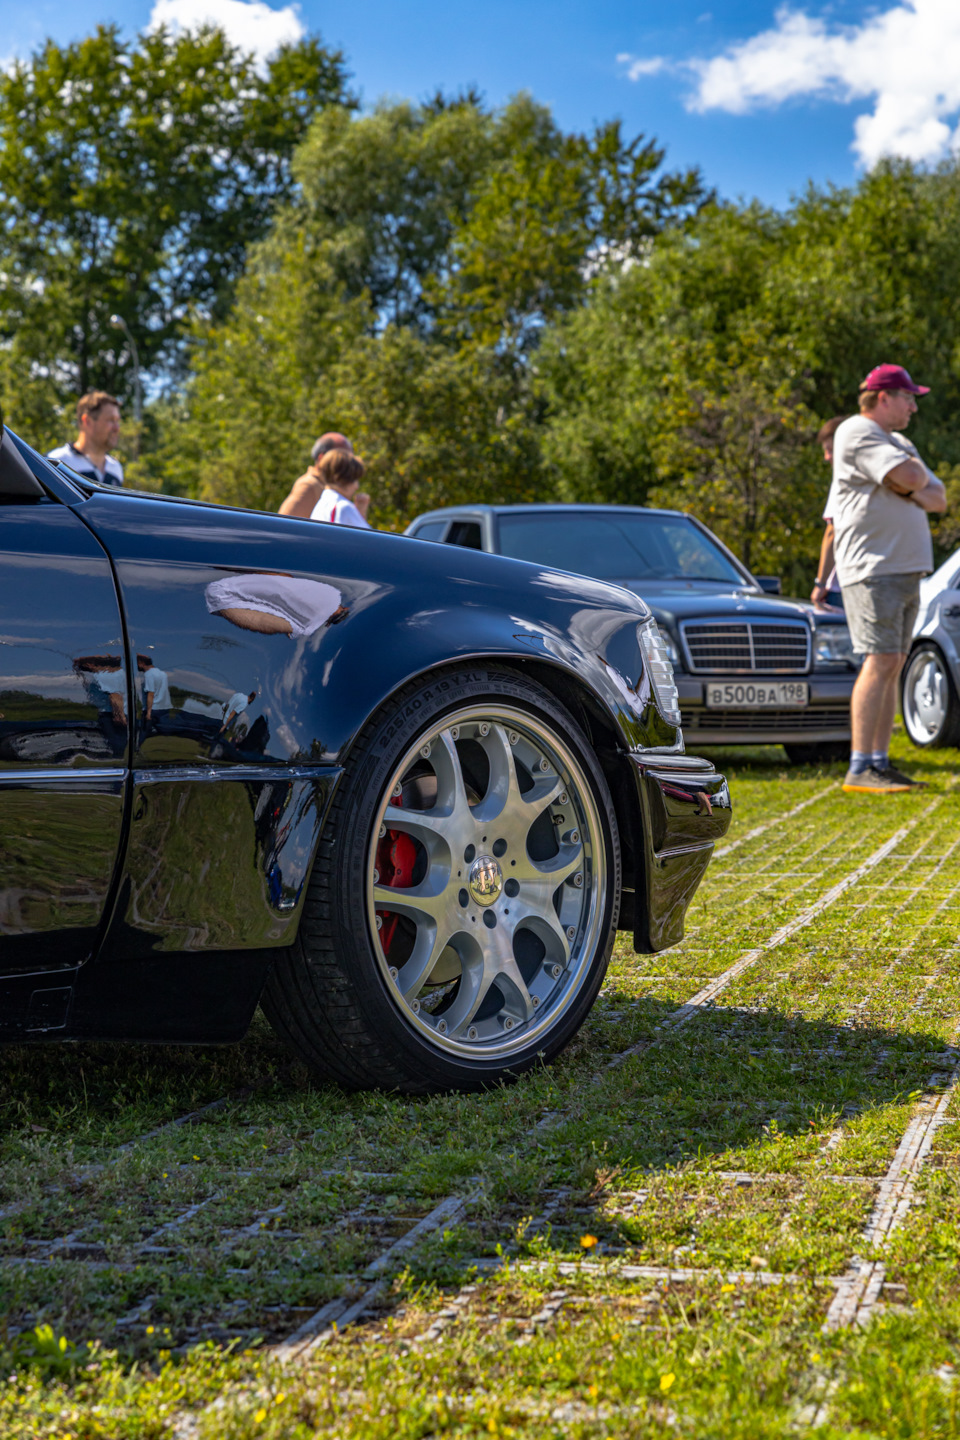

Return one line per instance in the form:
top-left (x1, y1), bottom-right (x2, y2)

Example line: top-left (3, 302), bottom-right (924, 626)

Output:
top-left (0, 425), bottom-right (729, 1092)
top-left (406, 503), bottom-right (858, 762)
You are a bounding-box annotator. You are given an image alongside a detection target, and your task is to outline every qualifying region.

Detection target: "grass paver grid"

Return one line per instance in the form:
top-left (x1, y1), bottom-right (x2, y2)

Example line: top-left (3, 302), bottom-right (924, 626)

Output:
top-left (2, 742), bottom-right (960, 1435)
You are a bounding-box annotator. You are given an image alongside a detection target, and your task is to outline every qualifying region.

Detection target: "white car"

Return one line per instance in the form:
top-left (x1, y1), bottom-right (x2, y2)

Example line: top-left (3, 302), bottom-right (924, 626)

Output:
top-left (902, 549), bottom-right (960, 747)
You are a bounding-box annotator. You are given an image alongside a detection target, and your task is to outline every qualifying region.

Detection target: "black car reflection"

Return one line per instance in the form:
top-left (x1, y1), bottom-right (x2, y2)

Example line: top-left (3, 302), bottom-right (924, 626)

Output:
top-left (0, 419), bottom-right (730, 1092)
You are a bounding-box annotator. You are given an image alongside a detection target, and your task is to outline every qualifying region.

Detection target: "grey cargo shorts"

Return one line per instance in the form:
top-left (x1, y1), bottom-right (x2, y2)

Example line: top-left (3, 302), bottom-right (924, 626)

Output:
top-left (841, 572), bottom-right (923, 655)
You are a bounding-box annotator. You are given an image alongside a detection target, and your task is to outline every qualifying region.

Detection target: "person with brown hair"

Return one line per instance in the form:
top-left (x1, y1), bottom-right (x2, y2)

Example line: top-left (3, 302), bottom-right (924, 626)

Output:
top-left (278, 432), bottom-right (360, 518)
top-left (811, 415), bottom-right (849, 609)
top-left (49, 391), bottom-right (124, 486)
top-left (309, 449), bottom-right (372, 528)
top-left (830, 364), bottom-right (946, 795)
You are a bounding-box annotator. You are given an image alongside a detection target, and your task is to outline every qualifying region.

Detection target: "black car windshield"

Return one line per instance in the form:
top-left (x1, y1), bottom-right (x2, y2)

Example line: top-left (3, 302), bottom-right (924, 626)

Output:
top-left (497, 511), bottom-right (745, 585)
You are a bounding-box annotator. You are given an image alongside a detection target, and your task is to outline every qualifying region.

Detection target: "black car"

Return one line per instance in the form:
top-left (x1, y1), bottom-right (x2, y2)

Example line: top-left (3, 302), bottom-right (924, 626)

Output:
top-left (0, 423), bottom-right (729, 1092)
top-left (405, 505), bottom-right (857, 762)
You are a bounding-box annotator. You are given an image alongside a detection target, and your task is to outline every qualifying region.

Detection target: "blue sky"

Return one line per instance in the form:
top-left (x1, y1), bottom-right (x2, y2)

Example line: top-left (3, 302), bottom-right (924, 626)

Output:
top-left (5, 0), bottom-right (958, 210)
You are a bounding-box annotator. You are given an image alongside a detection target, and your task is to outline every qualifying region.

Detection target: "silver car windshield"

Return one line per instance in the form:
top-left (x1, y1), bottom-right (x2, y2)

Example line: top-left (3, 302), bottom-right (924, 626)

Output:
top-left (497, 512), bottom-right (744, 584)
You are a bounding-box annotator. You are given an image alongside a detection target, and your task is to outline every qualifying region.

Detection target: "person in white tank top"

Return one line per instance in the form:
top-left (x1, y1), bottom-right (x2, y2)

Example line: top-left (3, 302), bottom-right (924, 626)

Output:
top-left (308, 450), bottom-right (372, 529)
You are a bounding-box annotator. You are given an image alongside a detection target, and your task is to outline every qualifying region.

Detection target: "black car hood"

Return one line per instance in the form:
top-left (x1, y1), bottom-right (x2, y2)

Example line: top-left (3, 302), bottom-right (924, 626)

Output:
top-left (608, 578), bottom-right (842, 629)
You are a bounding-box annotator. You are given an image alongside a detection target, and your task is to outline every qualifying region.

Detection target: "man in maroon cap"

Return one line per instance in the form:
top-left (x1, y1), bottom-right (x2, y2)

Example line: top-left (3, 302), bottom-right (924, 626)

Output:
top-left (278, 432), bottom-right (370, 520)
top-left (830, 364), bottom-right (946, 794)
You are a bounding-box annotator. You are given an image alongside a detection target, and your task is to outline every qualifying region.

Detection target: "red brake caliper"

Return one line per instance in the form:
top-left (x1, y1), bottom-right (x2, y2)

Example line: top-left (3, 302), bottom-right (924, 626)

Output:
top-left (374, 797), bottom-right (417, 956)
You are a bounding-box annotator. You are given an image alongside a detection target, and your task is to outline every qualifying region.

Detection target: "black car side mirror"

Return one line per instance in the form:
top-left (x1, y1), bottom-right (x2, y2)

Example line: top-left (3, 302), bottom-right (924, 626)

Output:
top-left (755, 575), bottom-right (782, 595)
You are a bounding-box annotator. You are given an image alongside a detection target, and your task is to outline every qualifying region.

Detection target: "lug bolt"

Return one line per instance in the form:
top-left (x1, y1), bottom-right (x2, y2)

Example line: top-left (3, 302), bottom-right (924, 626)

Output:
top-left (436, 1019), bottom-right (448, 1034)
top-left (467, 1025), bottom-right (479, 1041)
top-left (551, 963), bottom-right (563, 978)
top-left (373, 868), bottom-right (380, 884)
top-left (566, 926), bottom-right (576, 939)
top-left (532, 995), bottom-right (540, 1008)
top-left (508, 731), bottom-right (519, 745)
top-left (450, 726), bottom-right (459, 740)
top-left (503, 1016), bottom-right (514, 1031)
top-left (569, 830), bottom-right (580, 844)
top-left (389, 966), bottom-right (398, 979)
top-left (392, 783), bottom-right (402, 798)
top-left (539, 758), bottom-right (549, 772)
top-left (376, 915), bottom-right (383, 930)
top-left (479, 722), bottom-right (490, 737)
top-left (410, 999), bottom-right (420, 1013)
top-left (558, 791), bottom-right (568, 804)
top-left (379, 823), bottom-right (386, 838)
top-left (572, 873), bottom-right (583, 888)
top-left (420, 743), bottom-right (431, 758)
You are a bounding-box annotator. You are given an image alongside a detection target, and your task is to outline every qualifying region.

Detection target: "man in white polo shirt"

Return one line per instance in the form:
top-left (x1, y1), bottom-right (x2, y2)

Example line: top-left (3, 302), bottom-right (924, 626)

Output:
top-left (831, 364), bottom-right (946, 795)
top-left (48, 391), bottom-right (124, 486)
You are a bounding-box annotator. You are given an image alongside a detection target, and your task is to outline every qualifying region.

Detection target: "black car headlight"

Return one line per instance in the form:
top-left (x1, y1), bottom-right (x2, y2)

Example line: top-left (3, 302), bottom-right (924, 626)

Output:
top-left (813, 624), bottom-right (855, 667)
top-left (638, 619), bottom-right (681, 726)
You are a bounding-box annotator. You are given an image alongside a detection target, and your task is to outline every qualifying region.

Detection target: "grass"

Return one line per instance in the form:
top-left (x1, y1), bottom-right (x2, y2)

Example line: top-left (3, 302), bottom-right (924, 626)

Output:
top-left (1, 733), bottom-right (959, 1437)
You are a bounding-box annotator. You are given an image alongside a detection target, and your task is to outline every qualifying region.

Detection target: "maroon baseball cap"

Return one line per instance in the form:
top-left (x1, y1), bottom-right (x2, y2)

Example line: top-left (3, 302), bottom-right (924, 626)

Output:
top-left (859, 364), bottom-right (930, 395)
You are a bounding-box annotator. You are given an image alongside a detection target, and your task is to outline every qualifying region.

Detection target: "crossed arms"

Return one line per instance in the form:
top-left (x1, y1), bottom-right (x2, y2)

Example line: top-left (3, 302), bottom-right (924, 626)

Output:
top-left (882, 458), bottom-right (947, 513)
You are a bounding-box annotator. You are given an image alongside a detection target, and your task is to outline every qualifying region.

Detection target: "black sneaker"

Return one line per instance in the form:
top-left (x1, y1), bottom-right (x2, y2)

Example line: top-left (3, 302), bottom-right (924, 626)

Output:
top-left (880, 764), bottom-right (927, 789)
top-left (842, 766), bottom-right (912, 794)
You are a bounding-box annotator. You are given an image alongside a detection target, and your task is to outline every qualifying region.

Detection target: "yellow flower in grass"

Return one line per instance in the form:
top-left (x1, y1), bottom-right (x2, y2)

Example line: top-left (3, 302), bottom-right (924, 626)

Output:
top-left (580, 1234), bottom-right (598, 1250)
top-left (660, 1373), bottom-right (676, 1392)
top-left (254, 1408), bottom-right (267, 1424)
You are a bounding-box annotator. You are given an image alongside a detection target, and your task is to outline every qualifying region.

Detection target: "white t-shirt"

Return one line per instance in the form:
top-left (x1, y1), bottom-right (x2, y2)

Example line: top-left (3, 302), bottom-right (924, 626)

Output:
top-left (48, 443), bottom-right (124, 487)
top-left (830, 415), bottom-right (934, 586)
top-left (205, 574), bottom-right (343, 637)
top-left (142, 666), bottom-right (171, 709)
top-left (309, 487), bottom-right (371, 528)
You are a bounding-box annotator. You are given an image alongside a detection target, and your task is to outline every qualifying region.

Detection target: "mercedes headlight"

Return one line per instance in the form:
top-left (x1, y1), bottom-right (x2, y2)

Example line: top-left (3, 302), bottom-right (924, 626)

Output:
top-left (638, 619), bottom-right (681, 726)
top-left (813, 624), bottom-right (855, 667)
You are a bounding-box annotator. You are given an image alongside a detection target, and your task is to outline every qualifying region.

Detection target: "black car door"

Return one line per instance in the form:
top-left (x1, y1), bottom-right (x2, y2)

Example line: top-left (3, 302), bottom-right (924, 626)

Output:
top-left (0, 429), bottom-right (126, 1030)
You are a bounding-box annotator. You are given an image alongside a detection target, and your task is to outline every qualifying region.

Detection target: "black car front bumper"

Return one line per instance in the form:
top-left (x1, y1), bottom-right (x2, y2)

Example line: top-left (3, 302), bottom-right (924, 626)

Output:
top-left (619, 752), bottom-right (731, 953)
top-left (676, 674), bottom-right (854, 746)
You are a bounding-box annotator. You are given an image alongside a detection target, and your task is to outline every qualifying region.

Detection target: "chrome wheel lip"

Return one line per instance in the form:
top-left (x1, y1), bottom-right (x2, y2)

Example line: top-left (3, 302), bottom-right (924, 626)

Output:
top-left (903, 649), bottom-right (948, 743)
top-left (366, 702), bottom-right (607, 1061)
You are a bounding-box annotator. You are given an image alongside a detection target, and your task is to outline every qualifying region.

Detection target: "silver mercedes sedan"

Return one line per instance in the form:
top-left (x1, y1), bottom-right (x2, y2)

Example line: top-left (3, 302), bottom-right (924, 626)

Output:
top-left (901, 548), bottom-right (960, 748)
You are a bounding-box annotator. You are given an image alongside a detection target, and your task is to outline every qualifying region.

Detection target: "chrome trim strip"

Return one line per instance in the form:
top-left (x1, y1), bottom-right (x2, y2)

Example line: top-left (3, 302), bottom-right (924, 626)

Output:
top-left (679, 617), bottom-right (811, 675)
top-left (134, 765), bottom-right (342, 785)
top-left (0, 767), bottom-right (125, 783)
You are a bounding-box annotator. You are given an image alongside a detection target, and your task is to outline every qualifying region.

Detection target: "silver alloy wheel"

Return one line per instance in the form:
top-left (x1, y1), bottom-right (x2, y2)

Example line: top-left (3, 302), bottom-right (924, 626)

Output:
top-left (903, 648), bottom-right (949, 743)
top-left (366, 703), bottom-right (607, 1060)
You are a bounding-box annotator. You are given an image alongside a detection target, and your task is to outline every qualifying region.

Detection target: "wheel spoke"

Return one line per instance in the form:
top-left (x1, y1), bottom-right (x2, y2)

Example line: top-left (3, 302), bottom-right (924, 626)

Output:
top-left (430, 728), bottom-right (473, 819)
top-left (471, 724), bottom-right (526, 826)
top-left (513, 838), bottom-right (584, 889)
top-left (506, 896), bottom-right (572, 966)
top-left (396, 925), bottom-right (457, 1001)
top-left (373, 881), bottom-right (450, 925)
top-left (441, 956), bottom-right (498, 1036)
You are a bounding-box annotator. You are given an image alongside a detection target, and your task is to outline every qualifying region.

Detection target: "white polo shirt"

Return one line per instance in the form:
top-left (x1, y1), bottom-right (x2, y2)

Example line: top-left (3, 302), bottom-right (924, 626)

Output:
top-left (309, 487), bottom-right (371, 528)
top-left (48, 443), bottom-right (124, 487)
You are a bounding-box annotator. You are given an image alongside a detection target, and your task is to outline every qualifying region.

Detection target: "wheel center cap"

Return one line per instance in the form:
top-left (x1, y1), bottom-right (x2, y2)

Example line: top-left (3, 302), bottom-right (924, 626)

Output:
top-left (469, 854), bottom-right (503, 907)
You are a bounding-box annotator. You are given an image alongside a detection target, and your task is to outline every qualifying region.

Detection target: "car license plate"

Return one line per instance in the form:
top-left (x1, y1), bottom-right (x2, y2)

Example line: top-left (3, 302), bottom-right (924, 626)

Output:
top-left (705, 681), bottom-right (809, 708)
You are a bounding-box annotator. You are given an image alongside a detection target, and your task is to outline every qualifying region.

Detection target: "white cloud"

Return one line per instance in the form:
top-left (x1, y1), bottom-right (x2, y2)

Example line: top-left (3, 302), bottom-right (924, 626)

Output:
top-left (616, 53), bottom-right (667, 82)
top-left (683, 1), bottom-right (960, 167)
top-left (149, 0), bottom-right (303, 67)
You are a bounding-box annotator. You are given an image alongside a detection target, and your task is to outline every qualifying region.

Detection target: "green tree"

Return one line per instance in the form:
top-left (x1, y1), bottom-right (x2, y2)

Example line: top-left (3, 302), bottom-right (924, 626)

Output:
top-left (649, 329), bottom-right (822, 580)
top-left (165, 93), bottom-right (704, 515)
top-left (322, 327), bottom-right (543, 526)
top-left (0, 23), bottom-right (350, 440)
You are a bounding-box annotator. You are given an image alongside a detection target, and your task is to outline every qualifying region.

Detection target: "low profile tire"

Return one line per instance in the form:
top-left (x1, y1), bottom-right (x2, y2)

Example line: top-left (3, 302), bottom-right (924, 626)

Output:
top-left (783, 741), bottom-right (849, 765)
top-left (262, 666), bottom-right (621, 1093)
top-left (901, 644), bottom-right (960, 748)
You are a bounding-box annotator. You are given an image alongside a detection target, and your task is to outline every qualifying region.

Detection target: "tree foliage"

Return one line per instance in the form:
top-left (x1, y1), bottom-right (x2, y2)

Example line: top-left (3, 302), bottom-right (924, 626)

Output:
top-left (0, 23), bottom-right (350, 441)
